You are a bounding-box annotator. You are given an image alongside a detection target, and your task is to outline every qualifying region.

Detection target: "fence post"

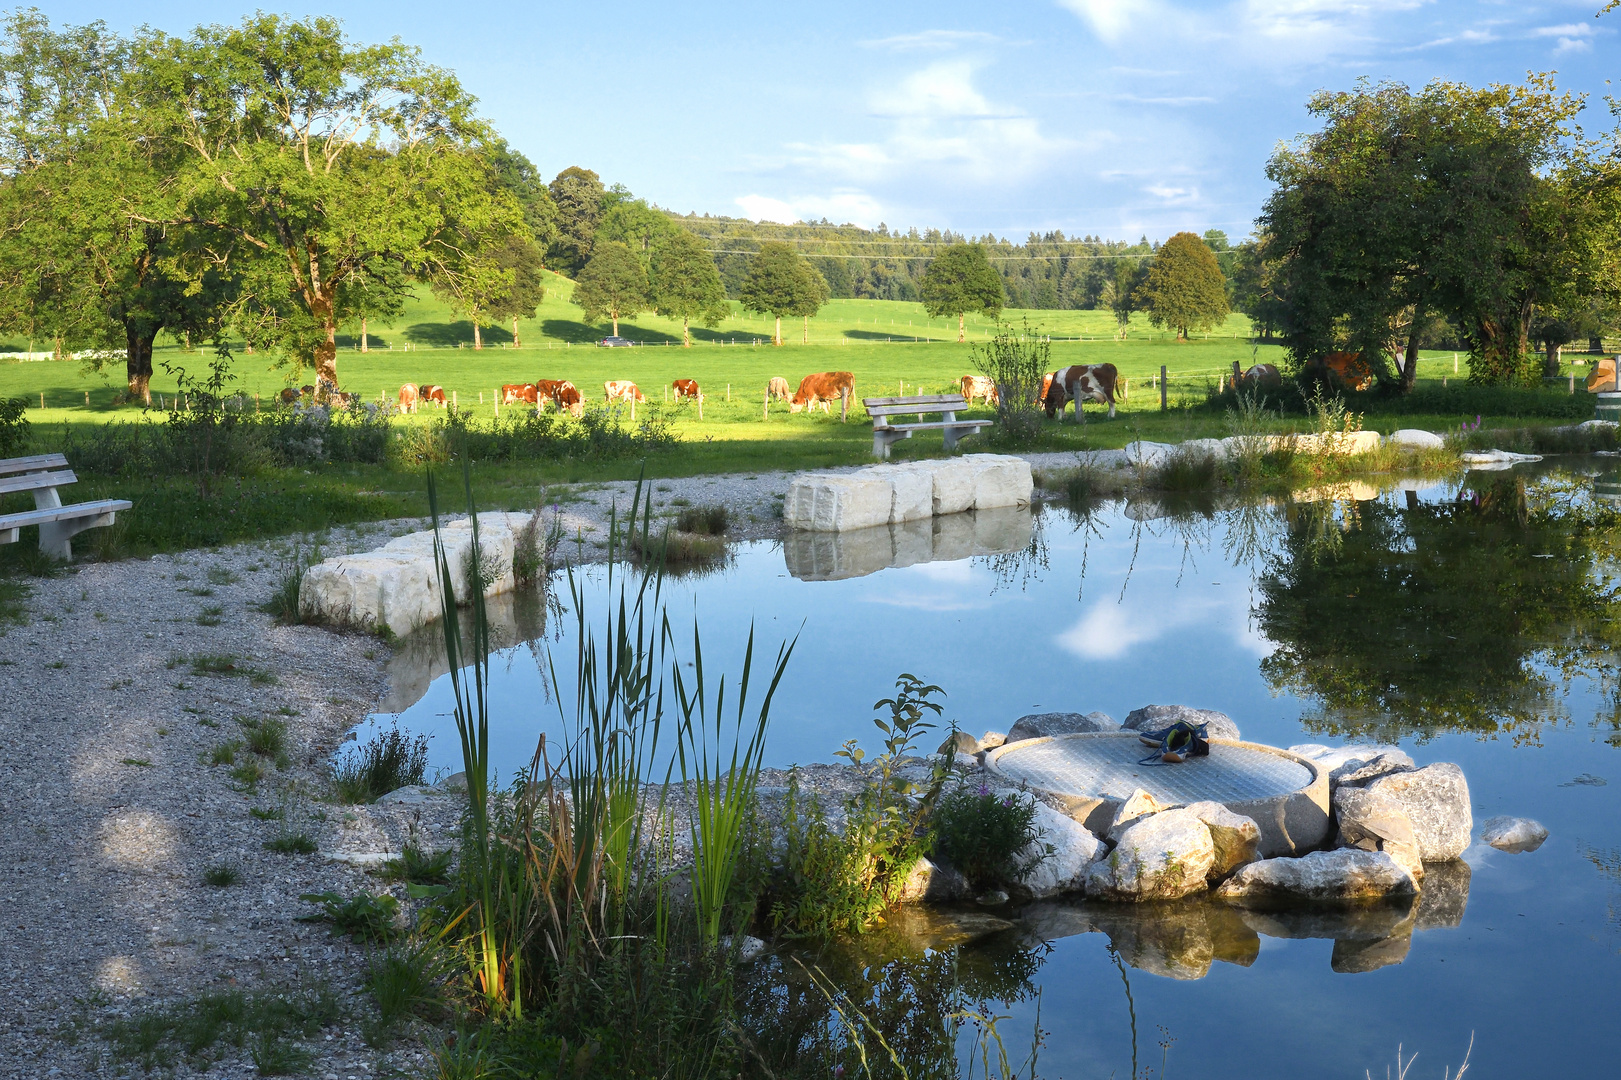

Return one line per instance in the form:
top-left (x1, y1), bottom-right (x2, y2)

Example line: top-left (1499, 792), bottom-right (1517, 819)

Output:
top-left (1232, 359), bottom-right (1242, 383)
top-left (452, 390), bottom-right (458, 410)
top-left (39, 392), bottom-right (44, 409)
top-left (1160, 366), bottom-right (1167, 411)
top-left (1570, 375), bottom-right (1576, 395)
top-left (698, 395), bottom-right (703, 420)
top-left (841, 387), bottom-right (848, 423)
top-left (726, 383), bottom-right (731, 402)
top-left (763, 388), bottom-right (768, 421)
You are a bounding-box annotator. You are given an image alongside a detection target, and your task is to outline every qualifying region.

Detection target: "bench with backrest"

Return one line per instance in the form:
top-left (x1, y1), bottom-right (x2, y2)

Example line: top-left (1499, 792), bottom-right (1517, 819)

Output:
top-left (0, 453), bottom-right (132, 559)
top-left (862, 393), bottom-right (992, 459)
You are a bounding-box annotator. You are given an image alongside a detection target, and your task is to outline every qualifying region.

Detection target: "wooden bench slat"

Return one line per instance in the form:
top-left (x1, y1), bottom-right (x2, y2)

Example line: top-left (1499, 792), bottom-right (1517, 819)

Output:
top-left (861, 394), bottom-right (965, 408)
top-left (0, 469), bottom-right (75, 495)
top-left (0, 453), bottom-right (69, 477)
top-left (0, 498), bottom-right (132, 530)
top-left (875, 420), bottom-right (991, 433)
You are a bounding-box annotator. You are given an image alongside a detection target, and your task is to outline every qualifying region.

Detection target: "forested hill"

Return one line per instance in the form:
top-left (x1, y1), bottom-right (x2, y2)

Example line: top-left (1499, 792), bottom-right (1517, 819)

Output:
top-left (665, 214), bottom-right (1232, 309)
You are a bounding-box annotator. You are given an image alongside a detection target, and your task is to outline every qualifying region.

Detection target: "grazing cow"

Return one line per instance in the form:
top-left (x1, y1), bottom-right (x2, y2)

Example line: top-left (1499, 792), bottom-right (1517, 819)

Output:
top-left (501, 383), bottom-right (537, 405)
top-left (278, 387), bottom-right (301, 406)
top-left (556, 384), bottom-right (584, 417)
top-left (767, 376), bottom-right (791, 402)
top-left (533, 378), bottom-right (569, 408)
top-left (1039, 372), bottom-right (1056, 404)
top-left (1318, 350), bottom-right (1374, 391)
top-left (398, 383), bottom-right (419, 413)
top-left (420, 384), bottom-right (447, 407)
top-left (960, 375), bottom-right (998, 407)
top-left (1043, 364), bottom-right (1119, 422)
top-left (789, 371), bottom-right (855, 414)
top-left (671, 378), bottom-right (701, 400)
top-left (604, 380), bottom-right (645, 403)
top-left (1237, 363), bottom-right (1283, 390)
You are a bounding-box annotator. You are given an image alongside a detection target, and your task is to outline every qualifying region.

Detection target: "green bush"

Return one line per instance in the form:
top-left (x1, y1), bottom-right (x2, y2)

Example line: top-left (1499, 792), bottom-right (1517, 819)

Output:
top-left (675, 504), bottom-right (729, 535)
top-left (0, 396), bottom-right (31, 456)
top-left (931, 781), bottom-right (1046, 887)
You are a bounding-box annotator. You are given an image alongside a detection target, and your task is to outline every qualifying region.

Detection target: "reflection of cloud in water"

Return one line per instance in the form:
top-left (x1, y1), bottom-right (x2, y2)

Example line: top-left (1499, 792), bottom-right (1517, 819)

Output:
top-left (1057, 585), bottom-right (1270, 661)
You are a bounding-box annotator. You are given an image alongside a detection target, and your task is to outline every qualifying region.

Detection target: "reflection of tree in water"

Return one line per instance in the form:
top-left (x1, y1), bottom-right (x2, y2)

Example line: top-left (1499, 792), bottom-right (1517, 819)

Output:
top-left (735, 921), bottom-right (1047, 1078)
top-left (1585, 847), bottom-right (1621, 939)
top-left (981, 508), bottom-right (1050, 596)
top-left (1255, 473), bottom-right (1621, 742)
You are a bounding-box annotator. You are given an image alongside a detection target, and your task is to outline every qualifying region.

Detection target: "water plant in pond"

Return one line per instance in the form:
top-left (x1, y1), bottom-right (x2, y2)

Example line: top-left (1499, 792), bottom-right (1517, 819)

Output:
top-left (931, 781), bottom-right (1046, 889)
top-left (332, 721), bottom-right (429, 803)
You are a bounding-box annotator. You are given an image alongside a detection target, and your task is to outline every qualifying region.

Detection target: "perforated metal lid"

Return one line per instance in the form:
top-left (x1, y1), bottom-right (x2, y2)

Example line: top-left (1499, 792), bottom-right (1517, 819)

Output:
top-left (989, 733), bottom-right (1315, 804)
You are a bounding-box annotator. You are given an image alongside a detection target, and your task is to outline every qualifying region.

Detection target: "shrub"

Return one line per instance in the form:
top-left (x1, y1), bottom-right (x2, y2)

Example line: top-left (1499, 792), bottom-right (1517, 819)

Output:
top-left (298, 890), bottom-right (401, 941)
top-left (931, 780), bottom-right (1046, 887)
top-left (332, 723), bottom-right (429, 803)
top-left (0, 396), bottom-right (30, 456)
top-left (973, 319), bottom-right (1050, 446)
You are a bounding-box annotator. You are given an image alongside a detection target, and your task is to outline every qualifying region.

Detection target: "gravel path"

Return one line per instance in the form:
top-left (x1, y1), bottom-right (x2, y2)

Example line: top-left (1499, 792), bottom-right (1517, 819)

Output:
top-left (0, 451), bottom-right (1083, 1076)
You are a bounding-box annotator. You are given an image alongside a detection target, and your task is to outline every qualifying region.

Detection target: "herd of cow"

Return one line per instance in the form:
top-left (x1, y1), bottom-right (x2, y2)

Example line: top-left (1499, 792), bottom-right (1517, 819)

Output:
top-left (284, 355), bottom-right (1319, 424)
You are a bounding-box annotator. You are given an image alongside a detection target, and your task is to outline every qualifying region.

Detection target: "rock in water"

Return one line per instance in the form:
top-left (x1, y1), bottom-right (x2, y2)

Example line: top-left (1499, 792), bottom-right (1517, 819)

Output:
top-left (1005, 711), bottom-right (1119, 743)
top-left (1185, 801), bottom-right (1261, 881)
top-left (1480, 816), bottom-right (1549, 853)
top-left (1085, 808), bottom-right (1214, 901)
top-left (1333, 786), bottom-right (1424, 880)
top-left (1287, 744), bottom-right (1415, 788)
top-left (1123, 705), bottom-right (1240, 742)
top-left (1216, 849), bottom-right (1418, 904)
top-left (897, 856), bottom-right (970, 903)
top-left (978, 730), bottom-right (1007, 751)
top-left (1364, 763), bottom-right (1472, 861)
top-left (1107, 788), bottom-right (1174, 841)
top-left (1386, 429), bottom-right (1445, 449)
top-left (1016, 802), bottom-right (1104, 899)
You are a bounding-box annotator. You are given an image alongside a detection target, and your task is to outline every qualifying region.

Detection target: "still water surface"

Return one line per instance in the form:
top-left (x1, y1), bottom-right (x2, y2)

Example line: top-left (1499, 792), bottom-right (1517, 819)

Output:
top-left (362, 462), bottom-right (1621, 1078)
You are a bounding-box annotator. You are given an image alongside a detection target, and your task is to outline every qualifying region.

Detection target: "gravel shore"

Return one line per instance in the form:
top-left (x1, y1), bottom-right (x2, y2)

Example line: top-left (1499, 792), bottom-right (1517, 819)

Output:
top-left (0, 452), bottom-right (1080, 1076)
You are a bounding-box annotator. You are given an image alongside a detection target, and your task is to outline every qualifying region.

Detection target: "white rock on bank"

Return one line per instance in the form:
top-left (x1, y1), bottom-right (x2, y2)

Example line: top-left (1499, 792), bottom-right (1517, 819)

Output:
top-left (1480, 816), bottom-right (1549, 853)
top-left (1185, 801), bottom-right (1261, 881)
top-left (783, 455), bottom-right (1031, 532)
top-left (1124, 704), bottom-right (1241, 742)
top-left (973, 455), bottom-right (1036, 511)
top-left (1123, 441), bottom-right (1178, 468)
top-left (1015, 801), bottom-right (1105, 899)
top-left (1107, 788), bottom-right (1174, 842)
top-left (1386, 429), bottom-right (1446, 449)
top-left (898, 856), bottom-right (971, 903)
top-left (1288, 744), bottom-right (1414, 788)
top-left (1216, 849), bottom-right (1419, 904)
top-left (1333, 785), bottom-right (1424, 880)
top-left (1364, 762), bottom-right (1473, 861)
top-left (1085, 808), bottom-right (1214, 902)
top-left (299, 512), bottom-right (527, 639)
top-left (1005, 710), bottom-right (1119, 744)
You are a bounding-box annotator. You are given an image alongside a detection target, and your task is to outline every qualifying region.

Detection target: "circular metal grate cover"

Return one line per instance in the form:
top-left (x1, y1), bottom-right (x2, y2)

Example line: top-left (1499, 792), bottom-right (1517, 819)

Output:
top-left (992, 734), bottom-right (1314, 804)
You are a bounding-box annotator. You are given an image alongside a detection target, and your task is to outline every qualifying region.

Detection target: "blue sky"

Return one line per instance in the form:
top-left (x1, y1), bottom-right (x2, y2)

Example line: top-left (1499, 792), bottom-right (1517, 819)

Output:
top-left (50, 1), bottom-right (1618, 242)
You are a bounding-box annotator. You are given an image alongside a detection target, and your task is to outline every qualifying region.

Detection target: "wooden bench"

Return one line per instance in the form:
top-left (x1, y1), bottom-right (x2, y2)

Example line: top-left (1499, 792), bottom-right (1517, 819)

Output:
top-left (0, 453), bottom-right (132, 559)
top-left (863, 394), bottom-right (992, 459)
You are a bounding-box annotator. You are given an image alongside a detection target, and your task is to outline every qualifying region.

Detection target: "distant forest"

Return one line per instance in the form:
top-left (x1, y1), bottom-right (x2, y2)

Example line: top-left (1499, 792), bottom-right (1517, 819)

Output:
top-left (665, 215), bottom-right (1239, 310)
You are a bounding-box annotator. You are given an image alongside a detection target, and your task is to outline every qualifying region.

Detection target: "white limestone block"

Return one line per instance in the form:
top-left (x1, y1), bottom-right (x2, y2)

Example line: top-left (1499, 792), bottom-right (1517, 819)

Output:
top-left (968, 454), bottom-right (1033, 510)
top-left (782, 474), bottom-right (893, 532)
top-left (930, 458), bottom-right (980, 515)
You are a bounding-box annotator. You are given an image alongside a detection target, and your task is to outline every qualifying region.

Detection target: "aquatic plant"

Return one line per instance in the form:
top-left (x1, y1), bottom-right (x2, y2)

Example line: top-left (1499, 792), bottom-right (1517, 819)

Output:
top-left (931, 780), bottom-right (1046, 888)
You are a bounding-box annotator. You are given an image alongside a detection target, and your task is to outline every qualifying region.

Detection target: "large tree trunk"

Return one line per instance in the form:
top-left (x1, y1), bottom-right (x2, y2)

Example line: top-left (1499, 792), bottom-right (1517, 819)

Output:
top-left (803, 315), bottom-right (809, 345)
top-left (473, 320), bottom-right (483, 350)
top-left (774, 315), bottom-right (782, 346)
top-left (1543, 342), bottom-right (1563, 379)
top-left (360, 317), bottom-right (369, 353)
top-left (1402, 313), bottom-right (1421, 391)
top-left (612, 313), bottom-right (619, 336)
top-left (683, 316), bottom-right (690, 347)
top-left (125, 323), bottom-right (157, 406)
top-left (513, 316), bottom-right (522, 347)
top-left (958, 312), bottom-right (965, 343)
top-left (313, 317), bottom-right (339, 391)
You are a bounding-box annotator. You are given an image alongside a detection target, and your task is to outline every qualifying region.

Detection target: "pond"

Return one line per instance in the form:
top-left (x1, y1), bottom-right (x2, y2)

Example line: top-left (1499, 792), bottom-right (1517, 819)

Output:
top-left (360, 459), bottom-right (1621, 1078)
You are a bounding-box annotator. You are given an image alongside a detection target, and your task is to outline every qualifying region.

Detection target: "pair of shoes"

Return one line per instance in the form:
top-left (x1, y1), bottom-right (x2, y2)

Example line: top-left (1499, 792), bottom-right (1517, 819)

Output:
top-left (1136, 721), bottom-right (1210, 765)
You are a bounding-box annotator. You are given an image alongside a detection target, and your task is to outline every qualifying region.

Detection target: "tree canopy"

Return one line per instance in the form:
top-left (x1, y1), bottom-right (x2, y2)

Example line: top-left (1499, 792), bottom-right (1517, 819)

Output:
top-left (738, 241), bottom-right (828, 345)
top-left (650, 229), bottom-right (729, 346)
top-left (548, 166), bottom-right (605, 276)
top-left (572, 240), bottom-right (648, 336)
top-left (919, 243), bottom-right (1004, 342)
top-left (1134, 232), bottom-right (1229, 339)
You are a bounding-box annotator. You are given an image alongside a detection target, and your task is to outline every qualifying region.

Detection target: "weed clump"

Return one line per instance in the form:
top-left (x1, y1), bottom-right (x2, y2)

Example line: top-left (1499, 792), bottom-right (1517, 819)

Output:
top-left (261, 542), bottom-right (319, 624)
top-left (298, 890), bottom-right (401, 941)
top-left (675, 504), bottom-right (728, 535)
top-left (202, 863), bottom-right (240, 887)
top-left (332, 723), bottom-right (429, 803)
top-left (100, 985), bottom-right (340, 1073)
top-left (264, 832), bottom-right (316, 855)
top-left (931, 780), bottom-right (1047, 888)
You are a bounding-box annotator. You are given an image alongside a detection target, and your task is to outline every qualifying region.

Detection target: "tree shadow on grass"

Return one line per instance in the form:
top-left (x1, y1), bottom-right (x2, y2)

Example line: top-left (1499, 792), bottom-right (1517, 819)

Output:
top-left (539, 319), bottom-right (683, 346)
top-left (335, 333), bottom-right (392, 350)
top-left (404, 321), bottom-right (514, 348)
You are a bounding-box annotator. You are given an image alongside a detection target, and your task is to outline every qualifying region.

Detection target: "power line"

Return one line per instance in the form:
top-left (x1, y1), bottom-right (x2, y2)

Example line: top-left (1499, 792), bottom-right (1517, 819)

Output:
top-left (697, 247), bottom-right (1218, 261)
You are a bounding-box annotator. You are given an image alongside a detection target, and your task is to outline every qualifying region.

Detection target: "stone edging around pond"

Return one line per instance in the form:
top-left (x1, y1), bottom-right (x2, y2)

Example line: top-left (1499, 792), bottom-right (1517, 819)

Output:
top-left (783, 453), bottom-right (1033, 533)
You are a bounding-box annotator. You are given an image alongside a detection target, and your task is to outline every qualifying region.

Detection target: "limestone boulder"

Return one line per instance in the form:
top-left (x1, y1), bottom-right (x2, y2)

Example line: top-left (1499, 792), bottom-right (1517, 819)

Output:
top-left (927, 457), bottom-right (980, 515)
top-left (1217, 849), bottom-right (1418, 905)
top-left (1124, 704), bottom-right (1241, 742)
top-left (1386, 429), bottom-right (1446, 450)
top-left (978, 731), bottom-right (1007, 751)
top-left (939, 730), bottom-right (979, 756)
top-left (1332, 785), bottom-right (1423, 880)
top-left (1124, 441), bottom-right (1177, 469)
top-left (1014, 801), bottom-right (1104, 899)
top-left (968, 454), bottom-right (1034, 510)
top-left (783, 473), bottom-right (893, 532)
top-left (1185, 801), bottom-right (1261, 881)
top-left (1364, 762), bottom-right (1472, 861)
top-left (1106, 789), bottom-right (1174, 842)
top-left (1480, 816), bottom-right (1549, 853)
top-left (1005, 711), bottom-right (1119, 744)
top-left (1085, 808), bottom-right (1214, 902)
top-left (1288, 743), bottom-right (1415, 789)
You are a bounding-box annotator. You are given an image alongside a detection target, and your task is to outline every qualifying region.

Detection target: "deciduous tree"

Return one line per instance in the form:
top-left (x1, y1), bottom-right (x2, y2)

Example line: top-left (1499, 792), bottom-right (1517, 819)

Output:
top-left (548, 166), bottom-right (604, 275)
top-left (650, 229), bottom-right (728, 346)
top-left (919, 243), bottom-right (1004, 342)
top-left (1134, 232), bottom-right (1229, 340)
top-left (738, 241), bottom-right (828, 345)
top-left (572, 240), bottom-right (648, 336)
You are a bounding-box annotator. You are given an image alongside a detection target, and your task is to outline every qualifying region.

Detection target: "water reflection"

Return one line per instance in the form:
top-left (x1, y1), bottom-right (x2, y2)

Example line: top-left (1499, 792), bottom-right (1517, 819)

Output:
top-left (375, 588), bottom-right (561, 715)
top-left (783, 506), bottom-right (1034, 581)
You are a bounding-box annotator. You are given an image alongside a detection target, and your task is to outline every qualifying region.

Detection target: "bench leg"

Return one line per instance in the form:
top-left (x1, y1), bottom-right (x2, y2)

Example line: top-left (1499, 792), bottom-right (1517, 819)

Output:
top-left (38, 511), bottom-right (116, 560)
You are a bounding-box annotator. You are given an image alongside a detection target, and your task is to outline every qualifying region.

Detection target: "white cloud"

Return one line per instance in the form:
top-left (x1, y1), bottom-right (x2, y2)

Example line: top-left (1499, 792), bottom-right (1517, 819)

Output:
top-left (1056, 585), bottom-right (1270, 661)
top-left (1146, 183), bottom-right (1199, 202)
top-left (1530, 24), bottom-right (1593, 39)
top-left (863, 30), bottom-right (1002, 51)
top-left (734, 191), bottom-right (887, 228)
top-left (1552, 36), bottom-right (1591, 55)
top-left (1058, 0), bottom-right (1149, 44)
top-left (1060, 0), bottom-right (1431, 63)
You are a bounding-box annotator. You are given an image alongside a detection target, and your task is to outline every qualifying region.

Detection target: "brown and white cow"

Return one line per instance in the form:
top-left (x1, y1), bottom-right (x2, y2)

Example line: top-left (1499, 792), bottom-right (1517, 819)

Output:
top-left (1043, 364), bottom-right (1119, 422)
top-left (767, 376), bottom-right (791, 402)
top-left (960, 375), bottom-right (998, 407)
top-left (671, 378), bottom-right (701, 400)
top-left (604, 380), bottom-right (645, 404)
top-left (533, 379), bottom-right (569, 409)
top-left (419, 384), bottom-right (448, 408)
top-left (556, 384), bottom-right (584, 417)
top-left (1237, 363), bottom-right (1283, 390)
top-left (501, 383), bottom-right (538, 405)
top-left (789, 371), bottom-right (855, 414)
top-left (1318, 351), bottom-right (1374, 391)
top-left (398, 383), bottom-right (419, 413)
top-left (278, 387), bottom-right (301, 406)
